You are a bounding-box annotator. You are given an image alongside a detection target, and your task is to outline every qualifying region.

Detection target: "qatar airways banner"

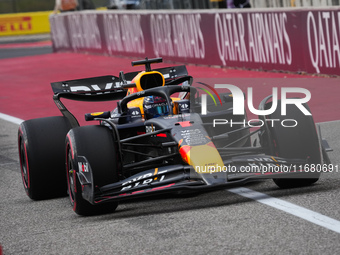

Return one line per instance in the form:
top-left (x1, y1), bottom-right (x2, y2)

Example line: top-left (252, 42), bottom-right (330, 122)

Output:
top-left (49, 8), bottom-right (340, 76)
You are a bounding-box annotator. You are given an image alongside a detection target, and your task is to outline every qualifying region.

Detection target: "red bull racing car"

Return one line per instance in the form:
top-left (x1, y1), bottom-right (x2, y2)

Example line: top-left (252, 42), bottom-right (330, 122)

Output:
top-left (18, 58), bottom-right (331, 215)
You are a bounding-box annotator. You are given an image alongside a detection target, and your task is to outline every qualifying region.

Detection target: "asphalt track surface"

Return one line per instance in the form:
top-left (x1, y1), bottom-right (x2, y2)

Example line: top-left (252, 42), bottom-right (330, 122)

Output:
top-left (0, 47), bottom-right (52, 59)
top-left (0, 35), bottom-right (52, 59)
top-left (1, 40), bottom-right (340, 254)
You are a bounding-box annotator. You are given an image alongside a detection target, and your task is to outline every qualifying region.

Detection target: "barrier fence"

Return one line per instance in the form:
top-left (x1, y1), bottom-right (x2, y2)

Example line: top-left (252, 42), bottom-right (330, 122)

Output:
top-left (139, 0), bottom-right (211, 9)
top-left (0, 0), bottom-right (54, 14)
top-left (50, 8), bottom-right (340, 76)
top-left (250, 0), bottom-right (340, 8)
top-left (1, 0), bottom-right (339, 14)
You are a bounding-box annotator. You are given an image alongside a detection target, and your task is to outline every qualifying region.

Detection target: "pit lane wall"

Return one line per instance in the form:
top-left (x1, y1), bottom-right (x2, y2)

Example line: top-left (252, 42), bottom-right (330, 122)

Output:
top-left (50, 8), bottom-right (340, 76)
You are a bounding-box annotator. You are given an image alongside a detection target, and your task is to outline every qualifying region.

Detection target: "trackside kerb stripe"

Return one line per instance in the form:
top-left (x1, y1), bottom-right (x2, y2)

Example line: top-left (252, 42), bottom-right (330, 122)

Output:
top-left (228, 187), bottom-right (340, 234)
top-left (0, 113), bottom-right (24, 125)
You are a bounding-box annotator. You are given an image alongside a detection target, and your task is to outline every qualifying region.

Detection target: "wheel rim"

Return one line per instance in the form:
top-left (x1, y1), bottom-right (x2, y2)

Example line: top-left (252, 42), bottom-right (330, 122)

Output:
top-left (19, 137), bottom-right (29, 189)
top-left (66, 147), bottom-right (76, 205)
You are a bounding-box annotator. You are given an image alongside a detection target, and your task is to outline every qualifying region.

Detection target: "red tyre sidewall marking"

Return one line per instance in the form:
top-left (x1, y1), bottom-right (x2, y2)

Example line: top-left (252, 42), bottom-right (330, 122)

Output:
top-left (66, 134), bottom-right (77, 212)
top-left (18, 127), bottom-right (30, 192)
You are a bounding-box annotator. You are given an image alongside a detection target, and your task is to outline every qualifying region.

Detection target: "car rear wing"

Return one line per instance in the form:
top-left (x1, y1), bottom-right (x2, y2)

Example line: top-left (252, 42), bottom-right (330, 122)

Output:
top-left (51, 65), bottom-right (190, 98)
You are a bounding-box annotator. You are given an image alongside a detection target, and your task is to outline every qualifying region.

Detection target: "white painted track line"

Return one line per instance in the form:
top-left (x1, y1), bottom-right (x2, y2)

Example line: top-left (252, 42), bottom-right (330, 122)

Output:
top-left (228, 187), bottom-right (340, 234)
top-left (0, 113), bottom-right (24, 125)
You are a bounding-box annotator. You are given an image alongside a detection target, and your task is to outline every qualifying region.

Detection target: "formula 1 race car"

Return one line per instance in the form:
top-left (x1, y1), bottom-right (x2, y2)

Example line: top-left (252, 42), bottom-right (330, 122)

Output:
top-left (18, 58), bottom-right (331, 215)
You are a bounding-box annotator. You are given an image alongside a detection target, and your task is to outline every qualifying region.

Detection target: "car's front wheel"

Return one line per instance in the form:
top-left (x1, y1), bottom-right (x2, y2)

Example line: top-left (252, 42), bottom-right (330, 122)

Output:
top-left (66, 125), bottom-right (119, 216)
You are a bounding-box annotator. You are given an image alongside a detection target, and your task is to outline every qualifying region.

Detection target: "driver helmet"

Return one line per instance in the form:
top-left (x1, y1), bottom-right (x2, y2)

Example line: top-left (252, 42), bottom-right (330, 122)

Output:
top-left (143, 96), bottom-right (169, 119)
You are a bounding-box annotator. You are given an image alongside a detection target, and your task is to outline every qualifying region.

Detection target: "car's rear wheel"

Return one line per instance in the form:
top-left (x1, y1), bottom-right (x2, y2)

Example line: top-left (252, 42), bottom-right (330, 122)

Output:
top-left (66, 125), bottom-right (119, 216)
top-left (265, 101), bottom-right (321, 189)
top-left (18, 116), bottom-right (72, 200)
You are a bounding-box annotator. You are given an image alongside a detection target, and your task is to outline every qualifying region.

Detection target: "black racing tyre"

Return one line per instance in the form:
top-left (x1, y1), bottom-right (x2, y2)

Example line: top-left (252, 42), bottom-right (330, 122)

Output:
top-left (18, 116), bottom-right (72, 200)
top-left (66, 125), bottom-right (119, 216)
top-left (266, 101), bottom-right (321, 189)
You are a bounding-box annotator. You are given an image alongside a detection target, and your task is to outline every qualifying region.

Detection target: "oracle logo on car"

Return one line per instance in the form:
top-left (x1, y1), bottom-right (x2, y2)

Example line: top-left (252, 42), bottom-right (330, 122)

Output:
top-left (69, 83), bottom-right (115, 94)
